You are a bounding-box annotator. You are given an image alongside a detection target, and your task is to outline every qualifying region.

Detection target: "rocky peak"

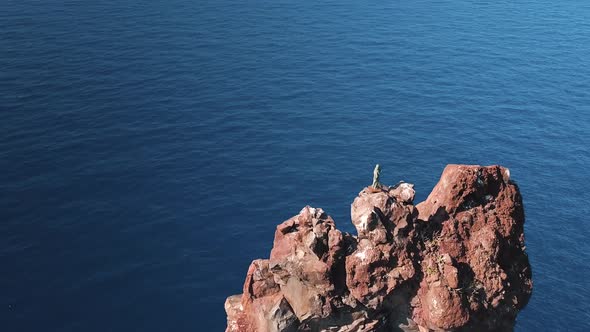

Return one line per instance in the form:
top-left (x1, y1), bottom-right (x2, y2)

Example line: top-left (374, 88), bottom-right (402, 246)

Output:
top-left (225, 165), bottom-right (532, 331)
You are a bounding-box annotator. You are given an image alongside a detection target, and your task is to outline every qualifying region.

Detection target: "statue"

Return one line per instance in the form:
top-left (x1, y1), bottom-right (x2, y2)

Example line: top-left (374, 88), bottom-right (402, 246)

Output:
top-left (372, 164), bottom-right (381, 189)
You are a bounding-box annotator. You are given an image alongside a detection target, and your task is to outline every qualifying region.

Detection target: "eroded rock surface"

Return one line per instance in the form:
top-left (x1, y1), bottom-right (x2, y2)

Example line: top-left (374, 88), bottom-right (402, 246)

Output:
top-left (225, 165), bottom-right (532, 331)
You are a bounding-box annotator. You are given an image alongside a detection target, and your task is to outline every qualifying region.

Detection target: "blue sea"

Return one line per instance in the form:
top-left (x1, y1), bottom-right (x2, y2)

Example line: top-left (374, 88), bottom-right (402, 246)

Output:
top-left (2, 0), bottom-right (590, 331)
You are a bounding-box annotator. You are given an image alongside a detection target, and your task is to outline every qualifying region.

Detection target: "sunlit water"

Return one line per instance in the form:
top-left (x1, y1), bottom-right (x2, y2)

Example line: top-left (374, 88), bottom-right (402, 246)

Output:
top-left (2, 0), bottom-right (590, 330)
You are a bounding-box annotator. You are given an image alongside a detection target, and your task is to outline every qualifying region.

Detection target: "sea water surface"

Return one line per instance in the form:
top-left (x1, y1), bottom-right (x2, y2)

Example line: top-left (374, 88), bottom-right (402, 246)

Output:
top-left (2, 0), bottom-right (590, 330)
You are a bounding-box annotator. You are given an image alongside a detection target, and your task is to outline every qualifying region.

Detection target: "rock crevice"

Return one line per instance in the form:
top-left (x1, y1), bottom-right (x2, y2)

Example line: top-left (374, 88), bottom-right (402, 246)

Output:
top-left (225, 165), bottom-right (533, 331)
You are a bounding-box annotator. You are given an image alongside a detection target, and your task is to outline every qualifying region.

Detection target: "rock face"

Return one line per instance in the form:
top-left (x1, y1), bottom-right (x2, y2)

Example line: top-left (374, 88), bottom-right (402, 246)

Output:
top-left (225, 165), bottom-right (532, 331)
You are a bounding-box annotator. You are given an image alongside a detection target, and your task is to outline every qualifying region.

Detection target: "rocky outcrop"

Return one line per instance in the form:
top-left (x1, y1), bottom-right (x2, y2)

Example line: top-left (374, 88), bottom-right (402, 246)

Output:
top-left (225, 165), bottom-right (533, 331)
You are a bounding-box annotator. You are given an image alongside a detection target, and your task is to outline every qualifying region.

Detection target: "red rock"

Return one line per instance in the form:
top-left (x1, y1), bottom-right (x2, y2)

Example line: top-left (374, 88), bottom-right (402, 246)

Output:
top-left (226, 260), bottom-right (298, 332)
top-left (345, 185), bottom-right (418, 311)
top-left (414, 165), bottom-right (532, 330)
top-left (225, 165), bottom-right (532, 331)
top-left (268, 207), bottom-right (344, 320)
top-left (420, 283), bottom-right (469, 329)
top-left (389, 182), bottom-right (416, 204)
top-left (444, 264), bottom-right (459, 289)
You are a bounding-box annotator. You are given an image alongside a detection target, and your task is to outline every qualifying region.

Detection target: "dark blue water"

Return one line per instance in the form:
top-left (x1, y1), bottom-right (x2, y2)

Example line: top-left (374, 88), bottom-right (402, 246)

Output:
top-left (2, 0), bottom-right (590, 330)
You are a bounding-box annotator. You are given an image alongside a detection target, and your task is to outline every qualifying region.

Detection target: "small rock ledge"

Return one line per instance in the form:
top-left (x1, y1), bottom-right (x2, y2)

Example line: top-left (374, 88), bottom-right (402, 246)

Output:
top-left (225, 165), bottom-right (533, 331)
